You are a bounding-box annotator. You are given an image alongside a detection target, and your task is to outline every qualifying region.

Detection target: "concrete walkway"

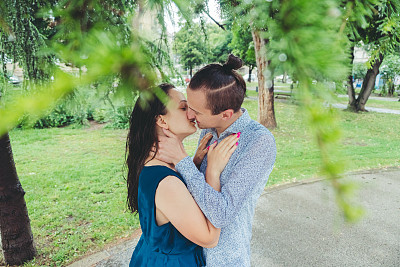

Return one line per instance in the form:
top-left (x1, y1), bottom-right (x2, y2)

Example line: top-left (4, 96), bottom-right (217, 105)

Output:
top-left (337, 94), bottom-right (400, 102)
top-left (245, 92), bottom-right (400, 115)
top-left (68, 168), bottom-right (400, 267)
top-left (330, 103), bottom-right (400, 115)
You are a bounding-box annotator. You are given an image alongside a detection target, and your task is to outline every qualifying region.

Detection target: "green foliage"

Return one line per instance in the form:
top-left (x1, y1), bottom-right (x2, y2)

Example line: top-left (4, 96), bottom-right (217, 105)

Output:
top-left (105, 105), bottom-right (132, 129)
top-left (174, 22), bottom-right (207, 74)
top-left (0, 0), bottom-right (54, 83)
top-left (357, 0), bottom-right (400, 59)
top-left (340, 0), bottom-right (380, 39)
top-left (381, 53), bottom-right (400, 81)
top-left (0, 0), bottom-right (161, 136)
top-left (267, 0), bottom-right (348, 82)
top-left (229, 22), bottom-right (256, 69)
top-left (206, 23), bottom-right (233, 63)
top-left (17, 86), bottom-right (97, 128)
top-left (353, 62), bottom-right (368, 79)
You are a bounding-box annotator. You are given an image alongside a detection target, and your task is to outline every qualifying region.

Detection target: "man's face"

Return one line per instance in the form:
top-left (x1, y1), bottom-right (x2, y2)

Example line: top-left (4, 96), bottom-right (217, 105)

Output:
top-left (186, 88), bottom-right (221, 129)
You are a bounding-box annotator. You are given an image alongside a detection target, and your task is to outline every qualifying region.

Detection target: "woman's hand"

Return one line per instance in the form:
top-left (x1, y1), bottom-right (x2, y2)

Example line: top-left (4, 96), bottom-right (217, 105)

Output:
top-left (206, 133), bottom-right (240, 191)
top-left (193, 133), bottom-right (213, 169)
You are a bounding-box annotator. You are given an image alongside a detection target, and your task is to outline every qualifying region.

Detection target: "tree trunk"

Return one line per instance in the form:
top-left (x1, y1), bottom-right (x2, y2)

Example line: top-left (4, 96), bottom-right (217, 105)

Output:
top-left (282, 71), bottom-right (287, 83)
top-left (388, 81), bottom-right (394, 96)
top-left (248, 67), bottom-right (253, 82)
top-left (0, 133), bottom-right (36, 265)
top-left (252, 29), bottom-right (277, 129)
top-left (347, 45), bottom-right (357, 111)
top-left (355, 53), bottom-right (384, 111)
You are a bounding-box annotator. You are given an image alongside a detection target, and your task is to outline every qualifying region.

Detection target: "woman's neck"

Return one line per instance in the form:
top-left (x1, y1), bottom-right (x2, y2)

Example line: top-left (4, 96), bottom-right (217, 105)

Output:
top-left (144, 157), bottom-right (176, 170)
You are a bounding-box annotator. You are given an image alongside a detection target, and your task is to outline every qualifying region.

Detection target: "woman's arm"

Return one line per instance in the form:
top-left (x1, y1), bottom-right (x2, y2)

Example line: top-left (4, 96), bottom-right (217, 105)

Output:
top-left (205, 134), bottom-right (240, 192)
top-left (155, 176), bottom-right (220, 248)
top-left (155, 135), bottom-right (239, 248)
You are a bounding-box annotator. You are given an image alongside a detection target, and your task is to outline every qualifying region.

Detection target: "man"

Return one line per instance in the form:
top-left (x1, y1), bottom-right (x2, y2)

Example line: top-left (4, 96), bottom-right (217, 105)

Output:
top-left (157, 55), bottom-right (276, 266)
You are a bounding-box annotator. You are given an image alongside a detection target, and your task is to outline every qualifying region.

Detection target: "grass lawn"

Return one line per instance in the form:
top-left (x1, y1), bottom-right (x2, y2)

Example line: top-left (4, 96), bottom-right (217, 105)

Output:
top-left (6, 127), bottom-right (139, 266)
top-left (1, 99), bottom-right (399, 266)
top-left (242, 99), bottom-right (400, 184)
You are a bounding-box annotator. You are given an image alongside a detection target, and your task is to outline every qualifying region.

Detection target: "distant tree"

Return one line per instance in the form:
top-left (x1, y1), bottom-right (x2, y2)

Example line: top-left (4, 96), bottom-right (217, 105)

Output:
top-left (174, 22), bottom-right (207, 77)
top-left (345, 0), bottom-right (400, 111)
top-left (340, 0), bottom-right (378, 109)
top-left (380, 53), bottom-right (400, 96)
top-left (353, 61), bottom-right (368, 80)
top-left (206, 23), bottom-right (233, 64)
top-left (229, 22), bottom-right (256, 81)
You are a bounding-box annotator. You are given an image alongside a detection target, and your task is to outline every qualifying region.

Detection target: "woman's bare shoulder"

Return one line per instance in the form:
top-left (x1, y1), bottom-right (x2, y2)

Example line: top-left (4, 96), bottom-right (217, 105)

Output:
top-left (157, 175), bottom-right (186, 193)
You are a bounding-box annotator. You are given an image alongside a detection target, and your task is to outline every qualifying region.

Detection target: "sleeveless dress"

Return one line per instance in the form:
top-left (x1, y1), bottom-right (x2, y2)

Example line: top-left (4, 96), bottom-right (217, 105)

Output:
top-left (129, 165), bottom-right (206, 267)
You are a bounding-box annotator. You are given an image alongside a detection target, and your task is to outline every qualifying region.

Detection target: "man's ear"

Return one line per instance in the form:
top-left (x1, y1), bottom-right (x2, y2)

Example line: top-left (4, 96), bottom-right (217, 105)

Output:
top-left (221, 109), bottom-right (234, 121)
top-left (156, 115), bottom-right (169, 129)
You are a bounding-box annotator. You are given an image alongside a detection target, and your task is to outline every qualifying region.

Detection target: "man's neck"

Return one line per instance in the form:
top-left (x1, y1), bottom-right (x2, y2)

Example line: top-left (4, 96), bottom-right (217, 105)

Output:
top-left (216, 109), bottom-right (243, 137)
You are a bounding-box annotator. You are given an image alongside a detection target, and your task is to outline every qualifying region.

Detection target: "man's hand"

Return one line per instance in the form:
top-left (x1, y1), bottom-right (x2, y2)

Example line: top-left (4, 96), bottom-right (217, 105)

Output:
top-left (155, 128), bottom-right (188, 165)
top-left (193, 132), bottom-right (213, 169)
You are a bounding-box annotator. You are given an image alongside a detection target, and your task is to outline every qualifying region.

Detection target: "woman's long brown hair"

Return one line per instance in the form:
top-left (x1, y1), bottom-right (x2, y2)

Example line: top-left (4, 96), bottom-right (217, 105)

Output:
top-left (125, 83), bottom-right (173, 213)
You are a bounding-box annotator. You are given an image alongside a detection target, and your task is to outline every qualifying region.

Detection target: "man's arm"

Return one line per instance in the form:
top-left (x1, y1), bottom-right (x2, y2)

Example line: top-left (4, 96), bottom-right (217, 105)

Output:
top-left (176, 133), bottom-right (276, 228)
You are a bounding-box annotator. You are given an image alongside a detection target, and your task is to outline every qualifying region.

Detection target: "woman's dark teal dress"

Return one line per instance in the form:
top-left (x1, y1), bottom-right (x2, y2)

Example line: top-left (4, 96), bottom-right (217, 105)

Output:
top-left (129, 165), bottom-right (205, 267)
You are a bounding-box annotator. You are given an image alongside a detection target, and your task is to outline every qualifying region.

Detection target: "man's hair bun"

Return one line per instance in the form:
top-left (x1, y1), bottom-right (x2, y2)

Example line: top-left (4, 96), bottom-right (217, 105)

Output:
top-left (222, 54), bottom-right (243, 71)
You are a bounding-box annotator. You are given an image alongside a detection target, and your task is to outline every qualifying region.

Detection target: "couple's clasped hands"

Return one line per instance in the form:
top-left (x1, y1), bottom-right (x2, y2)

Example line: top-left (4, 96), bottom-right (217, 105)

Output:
top-left (154, 129), bottom-right (240, 184)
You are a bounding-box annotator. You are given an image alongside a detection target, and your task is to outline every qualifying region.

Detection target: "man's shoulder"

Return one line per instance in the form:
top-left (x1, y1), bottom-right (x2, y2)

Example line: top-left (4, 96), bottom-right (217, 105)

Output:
top-left (199, 128), bottom-right (212, 139)
top-left (246, 119), bottom-right (274, 139)
top-left (201, 128), bottom-right (213, 134)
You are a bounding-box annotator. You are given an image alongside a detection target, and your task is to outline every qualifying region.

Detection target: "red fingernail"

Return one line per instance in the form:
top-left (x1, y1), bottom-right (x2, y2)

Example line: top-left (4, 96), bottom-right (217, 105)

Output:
top-left (236, 142), bottom-right (239, 146)
top-left (214, 141), bottom-right (217, 144)
top-left (237, 132), bottom-right (241, 138)
top-left (206, 146), bottom-right (210, 150)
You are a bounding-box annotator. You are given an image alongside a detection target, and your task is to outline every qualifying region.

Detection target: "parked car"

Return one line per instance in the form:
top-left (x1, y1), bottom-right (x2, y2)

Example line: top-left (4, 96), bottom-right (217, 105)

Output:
top-left (8, 76), bottom-right (21, 85)
top-left (8, 75), bottom-right (21, 85)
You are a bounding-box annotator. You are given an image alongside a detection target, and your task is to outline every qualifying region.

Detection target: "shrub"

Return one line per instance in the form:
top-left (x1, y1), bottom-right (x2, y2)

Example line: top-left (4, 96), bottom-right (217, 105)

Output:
top-left (106, 105), bottom-right (132, 129)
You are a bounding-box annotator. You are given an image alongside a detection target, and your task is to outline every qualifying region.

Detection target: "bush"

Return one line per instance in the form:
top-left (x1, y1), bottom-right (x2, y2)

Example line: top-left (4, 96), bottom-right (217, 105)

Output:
top-left (92, 108), bottom-right (109, 123)
top-left (335, 81), bottom-right (347, 94)
top-left (14, 83), bottom-right (137, 130)
top-left (106, 105), bottom-right (132, 129)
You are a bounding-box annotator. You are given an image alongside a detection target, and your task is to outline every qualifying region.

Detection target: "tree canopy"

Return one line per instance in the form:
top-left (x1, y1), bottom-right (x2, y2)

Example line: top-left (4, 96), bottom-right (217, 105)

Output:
top-left (174, 22), bottom-right (208, 77)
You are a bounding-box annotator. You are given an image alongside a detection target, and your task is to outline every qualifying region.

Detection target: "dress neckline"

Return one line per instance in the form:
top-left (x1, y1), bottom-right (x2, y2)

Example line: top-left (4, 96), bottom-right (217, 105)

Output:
top-left (143, 165), bottom-right (177, 172)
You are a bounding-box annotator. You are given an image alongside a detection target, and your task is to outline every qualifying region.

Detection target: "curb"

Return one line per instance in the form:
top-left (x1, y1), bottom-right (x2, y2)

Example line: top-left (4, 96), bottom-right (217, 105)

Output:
top-left (263, 166), bottom-right (400, 195)
top-left (67, 229), bottom-right (142, 267)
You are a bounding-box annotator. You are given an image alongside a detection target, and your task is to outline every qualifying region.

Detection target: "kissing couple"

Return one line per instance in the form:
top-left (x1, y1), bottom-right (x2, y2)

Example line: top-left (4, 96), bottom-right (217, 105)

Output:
top-left (126, 54), bottom-right (276, 267)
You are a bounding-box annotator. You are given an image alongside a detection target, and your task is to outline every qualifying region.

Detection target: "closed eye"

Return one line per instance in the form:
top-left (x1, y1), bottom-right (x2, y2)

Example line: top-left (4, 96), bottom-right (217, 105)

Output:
top-left (180, 104), bottom-right (188, 111)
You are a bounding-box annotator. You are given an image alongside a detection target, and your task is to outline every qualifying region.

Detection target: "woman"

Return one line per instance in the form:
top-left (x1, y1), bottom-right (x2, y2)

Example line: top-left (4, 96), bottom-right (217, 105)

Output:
top-left (126, 83), bottom-right (239, 266)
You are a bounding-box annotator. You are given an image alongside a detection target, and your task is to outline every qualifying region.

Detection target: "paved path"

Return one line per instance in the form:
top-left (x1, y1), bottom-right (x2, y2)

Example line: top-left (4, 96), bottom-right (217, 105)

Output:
top-left (68, 168), bottom-right (400, 267)
top-left (245, 92), bottom-right (400, 115)
top-left (337, 94), bottom-right (400, 102)
top-left (251, 168), bottom-right (400, 267)
top-left (329, 103), bottom-right (400, 115)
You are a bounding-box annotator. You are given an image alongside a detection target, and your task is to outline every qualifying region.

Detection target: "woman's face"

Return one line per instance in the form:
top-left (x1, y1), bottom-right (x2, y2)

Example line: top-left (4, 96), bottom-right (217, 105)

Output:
top-left (162, 89), bottom-right (197, 139)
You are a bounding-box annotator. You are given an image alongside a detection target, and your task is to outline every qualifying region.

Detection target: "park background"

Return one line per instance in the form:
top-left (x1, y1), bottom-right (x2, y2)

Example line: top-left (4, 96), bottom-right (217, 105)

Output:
top-left (0, 0), bottom-right (399, 266)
